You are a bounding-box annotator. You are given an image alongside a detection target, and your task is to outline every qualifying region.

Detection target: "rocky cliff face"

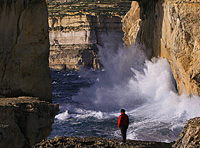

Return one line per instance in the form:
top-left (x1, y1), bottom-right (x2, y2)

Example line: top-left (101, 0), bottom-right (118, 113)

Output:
top-left (0, 97), bottom-right (59, 148)
top-left (0, 0), bottom-right (59, 147)
top-left (0, 0), bottom-right (51, 101)
top-left (47, 0), bottom-right (132, 70)
top-left (173, 117), bottom-right (200, 148)
top-left (123, 0), bottom-right (200, 96)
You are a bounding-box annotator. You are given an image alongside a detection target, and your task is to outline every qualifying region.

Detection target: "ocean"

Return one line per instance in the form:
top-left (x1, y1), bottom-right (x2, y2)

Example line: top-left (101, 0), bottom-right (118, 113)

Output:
top-left (48, 40), bottom-right (200, 143)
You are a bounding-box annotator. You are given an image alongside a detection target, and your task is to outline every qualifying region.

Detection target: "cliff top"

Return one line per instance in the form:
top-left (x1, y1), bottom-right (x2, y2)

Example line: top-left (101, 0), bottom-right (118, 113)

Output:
top-left (46, 0), bottom-right (132, 17)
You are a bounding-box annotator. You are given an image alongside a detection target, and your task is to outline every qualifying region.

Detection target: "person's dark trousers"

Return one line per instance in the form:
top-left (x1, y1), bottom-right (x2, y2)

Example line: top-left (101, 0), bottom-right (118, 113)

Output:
top-left (120, 125), bottom-right (128, 142)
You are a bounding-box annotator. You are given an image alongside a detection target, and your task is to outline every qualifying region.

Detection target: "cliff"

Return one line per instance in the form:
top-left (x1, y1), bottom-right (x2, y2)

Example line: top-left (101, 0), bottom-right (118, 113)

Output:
top-left (47, 0), bottom-right (132, 70)
top-left (0, 0), bottom-right (59, 147)
top-left (173, 117), bottom-right (200, 148)
top-left (123, 0), bottom-right (200, 96)
top-left (0, 0), bottom-right (51, 101)
top-left (0, 97), bottom-right (59, 148)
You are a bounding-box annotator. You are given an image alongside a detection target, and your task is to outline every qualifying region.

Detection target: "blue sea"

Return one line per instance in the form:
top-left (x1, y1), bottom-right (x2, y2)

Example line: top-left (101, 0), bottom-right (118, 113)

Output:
top-left (48, 42), bottom-right (200, 142)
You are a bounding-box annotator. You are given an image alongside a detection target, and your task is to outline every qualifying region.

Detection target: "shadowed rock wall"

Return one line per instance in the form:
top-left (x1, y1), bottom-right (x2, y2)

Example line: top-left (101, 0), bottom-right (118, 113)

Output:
top-left (0, 97), bottom-right (59, 148)
top-left (0, 0), bottom-right (52, 101)
top-left (0, 1), bottom-right (59, 147)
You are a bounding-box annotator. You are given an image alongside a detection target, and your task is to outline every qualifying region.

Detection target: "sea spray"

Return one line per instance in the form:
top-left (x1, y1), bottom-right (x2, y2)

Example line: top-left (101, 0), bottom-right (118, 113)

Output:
top-left (72, 42), bottom-right (149, 111)
top-left (51, 35), bottom-right (200, 142)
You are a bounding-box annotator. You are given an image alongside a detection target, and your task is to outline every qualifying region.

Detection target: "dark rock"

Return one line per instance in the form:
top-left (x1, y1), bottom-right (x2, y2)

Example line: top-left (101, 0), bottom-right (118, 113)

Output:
top-left (0, 124), bottom-right (25, 148)
top-left (33, 136), bottom-right (173, 148)
top-left (0, 97), bottom-right (59, 147)
top-left (0, 0), bottom-right (51, 101)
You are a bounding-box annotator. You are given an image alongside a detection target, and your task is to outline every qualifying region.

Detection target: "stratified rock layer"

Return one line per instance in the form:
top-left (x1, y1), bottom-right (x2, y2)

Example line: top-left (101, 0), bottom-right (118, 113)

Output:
top-left (47, 0), bottom-right (132, 70)
top-left (123, 0), bottom-right (200, 96)
top-left (0, 0), bottom-right (51, 101)
top-left (173, 117), bottom-right (200, 148)
top-left (0, 97), bottom-right (59, 148)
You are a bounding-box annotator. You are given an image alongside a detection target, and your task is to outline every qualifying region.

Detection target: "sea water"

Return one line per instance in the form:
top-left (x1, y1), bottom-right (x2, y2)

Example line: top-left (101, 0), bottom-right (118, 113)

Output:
top-left (49, 37), bottom-right (200, 142)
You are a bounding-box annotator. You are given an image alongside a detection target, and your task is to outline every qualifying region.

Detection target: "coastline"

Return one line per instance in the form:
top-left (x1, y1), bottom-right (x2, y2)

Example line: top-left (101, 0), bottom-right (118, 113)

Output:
top-left (33, 136), bottom-right (174, 148)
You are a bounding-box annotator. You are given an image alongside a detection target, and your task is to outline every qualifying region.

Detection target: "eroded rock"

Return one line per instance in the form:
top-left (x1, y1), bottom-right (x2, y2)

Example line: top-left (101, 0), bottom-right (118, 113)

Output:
top-left (0, 97), bottom-right (59, 147)
top-left (33, 136), bottom-right (173, 148)
top-left (173, 117), bottom-right (200, 148)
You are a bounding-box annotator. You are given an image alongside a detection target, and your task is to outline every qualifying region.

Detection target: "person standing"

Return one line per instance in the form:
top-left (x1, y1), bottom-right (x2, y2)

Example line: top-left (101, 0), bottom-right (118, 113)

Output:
top-left (118, 109), bottom-right (129, 143)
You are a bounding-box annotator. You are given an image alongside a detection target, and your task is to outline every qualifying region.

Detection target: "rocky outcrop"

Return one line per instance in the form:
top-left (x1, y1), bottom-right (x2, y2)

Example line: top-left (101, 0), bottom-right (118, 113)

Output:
top-left (173, 117), bottom-right (200, 148)
top-left (47, 0), bottom-right (132, 70)
top-left (0, 97), bottom-right (59, 148)
top-left (0, 1), bottom-right (59, 147)
top-left (0, 0), bottom-right (51, 101)
top-left (33, 136), bottom-right (173, 148)
top-left (123, 0), bottom-right (200, 96)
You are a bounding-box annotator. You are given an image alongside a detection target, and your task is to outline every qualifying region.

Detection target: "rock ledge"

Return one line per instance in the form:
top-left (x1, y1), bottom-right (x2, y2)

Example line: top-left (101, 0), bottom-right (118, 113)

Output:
top-left (0, 97), bottom-right (59, 148)
top-left (33, 136), bottom-right (173, 148)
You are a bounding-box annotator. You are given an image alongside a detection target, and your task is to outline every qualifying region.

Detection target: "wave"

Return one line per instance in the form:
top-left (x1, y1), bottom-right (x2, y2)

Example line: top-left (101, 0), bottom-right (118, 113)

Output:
top-left (54, 37), bottom-right (200, 142)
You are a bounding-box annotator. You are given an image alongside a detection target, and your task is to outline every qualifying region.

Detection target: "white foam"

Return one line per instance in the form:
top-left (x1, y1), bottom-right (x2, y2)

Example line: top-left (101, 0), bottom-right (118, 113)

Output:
top-left (57, 37), bottom-right (200, 142)
top-left (52, 81), bottom-right (57, 84)
top-left (56, 107), bottom-right (118, 121)
top-left (56, 110), bottom-right (70, 120)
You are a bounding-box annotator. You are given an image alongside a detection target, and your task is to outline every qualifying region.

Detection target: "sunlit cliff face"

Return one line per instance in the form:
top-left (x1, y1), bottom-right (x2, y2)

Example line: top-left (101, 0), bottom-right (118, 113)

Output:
top-left (122, 0), bottom-right (200, 97)
top-left (46, 0), bottom-right (132, 71)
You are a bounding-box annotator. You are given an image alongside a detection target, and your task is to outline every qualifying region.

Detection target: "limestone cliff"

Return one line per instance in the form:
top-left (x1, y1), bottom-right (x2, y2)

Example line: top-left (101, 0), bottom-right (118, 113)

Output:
top-left (123, 0), bottom-right (200, 96)
top-left (173, 117), bottom-right (200, 148)
top-left (0, 1), bottom-right (59, 147)
top-left (47, 0), bottom-right (132, 70)
top-left (0, 0), bottom-right (51, 101)
top-left (0, 97), bottom-right (59, 148)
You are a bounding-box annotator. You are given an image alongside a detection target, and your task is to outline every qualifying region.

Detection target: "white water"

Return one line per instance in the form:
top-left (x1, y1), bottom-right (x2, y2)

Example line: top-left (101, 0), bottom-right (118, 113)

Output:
top-left (55, 35), bottom-right (200, 142)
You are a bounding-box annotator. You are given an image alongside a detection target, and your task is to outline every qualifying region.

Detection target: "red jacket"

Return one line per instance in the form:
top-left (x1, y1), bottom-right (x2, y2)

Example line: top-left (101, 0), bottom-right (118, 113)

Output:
top-left (118, 112), bottom-right (129, 128)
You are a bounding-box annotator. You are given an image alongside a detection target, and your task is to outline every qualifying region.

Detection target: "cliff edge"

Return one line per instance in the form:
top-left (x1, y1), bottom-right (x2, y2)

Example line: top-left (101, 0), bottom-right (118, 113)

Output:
top-left (0, 97), bottom-right (59, 148)
top-left (123, 0), bottom-right (200, 96)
